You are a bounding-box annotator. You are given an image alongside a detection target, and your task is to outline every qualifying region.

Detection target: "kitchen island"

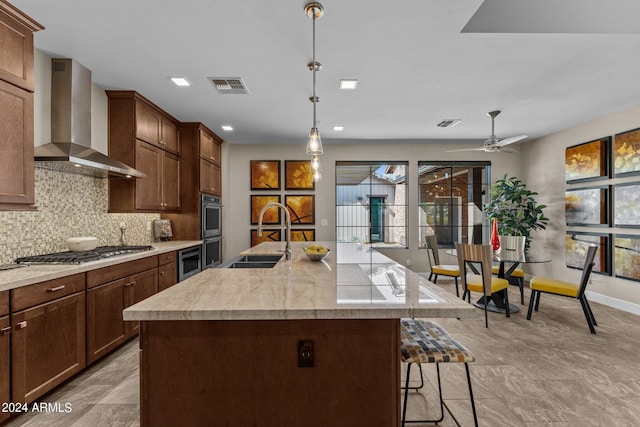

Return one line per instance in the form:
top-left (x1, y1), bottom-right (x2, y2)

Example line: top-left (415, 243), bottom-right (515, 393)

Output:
top-left (124, 241), bottom-right (475, 426)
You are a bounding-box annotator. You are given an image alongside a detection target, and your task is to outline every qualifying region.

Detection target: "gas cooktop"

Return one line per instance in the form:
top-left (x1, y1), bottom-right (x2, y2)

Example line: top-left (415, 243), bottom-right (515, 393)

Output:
top-left (15, 245), bottom-right (154, 265)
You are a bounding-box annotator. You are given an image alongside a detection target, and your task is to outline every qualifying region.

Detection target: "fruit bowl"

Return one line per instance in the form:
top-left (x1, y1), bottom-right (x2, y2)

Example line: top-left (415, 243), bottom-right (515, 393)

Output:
top-left (303, 245), bottom-right (330, 261)
top-left (65, 236), bottom-right (98, 251)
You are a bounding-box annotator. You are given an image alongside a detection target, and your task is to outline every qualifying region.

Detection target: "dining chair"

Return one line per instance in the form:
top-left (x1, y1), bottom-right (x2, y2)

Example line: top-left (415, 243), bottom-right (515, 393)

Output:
top-left (492, 235), bottom-right (526, 304)
top-left (400, 318), bottom-right (478, 427)
top-left (425, 235), bottom-right (460, 297)
top-left (456, 243), bottom-right (510, 328)
top-left (527, 245), bottom-right (598, 334)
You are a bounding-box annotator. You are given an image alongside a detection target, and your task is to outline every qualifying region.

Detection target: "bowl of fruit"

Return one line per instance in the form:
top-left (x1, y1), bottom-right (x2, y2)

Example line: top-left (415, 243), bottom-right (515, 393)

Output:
top-left (303, 244), bottom-right (330, 261)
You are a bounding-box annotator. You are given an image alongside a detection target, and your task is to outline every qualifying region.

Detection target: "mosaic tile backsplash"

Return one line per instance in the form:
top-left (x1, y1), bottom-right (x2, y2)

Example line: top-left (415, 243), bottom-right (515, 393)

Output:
top-left (0, 166), bottom-right (160, 265)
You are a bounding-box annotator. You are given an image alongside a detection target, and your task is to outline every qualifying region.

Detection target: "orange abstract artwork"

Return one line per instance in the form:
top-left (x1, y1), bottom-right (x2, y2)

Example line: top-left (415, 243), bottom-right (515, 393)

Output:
top-left (250, 160), bottom-right (280, 190)
top-left (251, 195), bottom-right (281, 224)
top-left (285, 160), bottom-right (314, 190)
top-left (251, 229), bottom-right (281, 247)
top-left (565, 138), bottom-right (608, 182)
top-left (285, 195), bottom-right (315, 224)
top-left (291, 229), bottom-right (315, 242)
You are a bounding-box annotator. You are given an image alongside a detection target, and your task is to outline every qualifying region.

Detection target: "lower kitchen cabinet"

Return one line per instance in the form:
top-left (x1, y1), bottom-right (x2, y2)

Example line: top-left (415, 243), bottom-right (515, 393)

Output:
top-left (87, 263), bottom-right (158, 364)
top-left (0, 315), bottom-right (10, 424)
top-left (11, 292), bottom-right (86, 403)
top-left (158, 255), bottom-right (177, 292)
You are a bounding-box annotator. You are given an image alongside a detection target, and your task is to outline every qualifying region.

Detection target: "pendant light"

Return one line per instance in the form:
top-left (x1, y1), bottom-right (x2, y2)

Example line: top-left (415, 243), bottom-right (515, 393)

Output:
top-left (305, 2), bottom-right (324, 156)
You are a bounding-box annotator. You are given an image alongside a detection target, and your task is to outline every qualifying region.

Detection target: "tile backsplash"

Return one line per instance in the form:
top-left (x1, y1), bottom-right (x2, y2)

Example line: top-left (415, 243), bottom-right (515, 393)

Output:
top-left (0, 166), bottom-right (159, 264)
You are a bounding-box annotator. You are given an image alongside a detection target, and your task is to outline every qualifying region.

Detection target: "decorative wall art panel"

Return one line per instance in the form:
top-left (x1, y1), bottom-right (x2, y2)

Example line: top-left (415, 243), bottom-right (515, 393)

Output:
top-left (565, 186), bottom-right (610, 226)
top-left (250, 195), bottom-right (281, 225)
top-left (565, 232), bottom-right (611, 275)
top-left (291, 229), bottom-right (315, 242)
top-left (250, 160), bottom-right (281, 190)
top-left (565, 137), bottom-right (609, 183)
top-left (251, 229), bottom-right (281, 247)
top-left (285, 195), bottom-right (315, 225)
top-left (614, 182), bottom-right (640, 228)
top-left (614, 127), bottom-right (640, 177)
top-left (614, 235), bottom-right (640, 282)
top-left (285, 160), bottom-right (315, 190)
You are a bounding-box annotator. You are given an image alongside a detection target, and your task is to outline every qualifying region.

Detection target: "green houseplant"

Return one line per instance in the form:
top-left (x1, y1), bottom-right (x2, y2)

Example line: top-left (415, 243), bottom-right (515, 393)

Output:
top-left (484, 174), bottom-right (549, 250)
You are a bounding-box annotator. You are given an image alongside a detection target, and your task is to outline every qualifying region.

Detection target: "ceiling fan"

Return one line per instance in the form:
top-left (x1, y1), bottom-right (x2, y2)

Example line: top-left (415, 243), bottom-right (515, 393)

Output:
top-left (448, 110), bottom-right (527, 153)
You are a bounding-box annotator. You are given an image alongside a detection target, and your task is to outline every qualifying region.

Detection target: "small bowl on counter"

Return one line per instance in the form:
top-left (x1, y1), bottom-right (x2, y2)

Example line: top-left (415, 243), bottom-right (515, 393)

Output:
top-left (65, 236), bottom-right (99, 251)
top-left (303, 245), bottom-right (330, 261)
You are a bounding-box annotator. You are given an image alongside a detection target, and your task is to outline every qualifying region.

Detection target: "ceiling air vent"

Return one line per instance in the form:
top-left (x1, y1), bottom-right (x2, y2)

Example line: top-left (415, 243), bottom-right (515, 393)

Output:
top-left (208, 77), bottom-right (249, 94)
top-left (436, 119), bottom-right (462, 128)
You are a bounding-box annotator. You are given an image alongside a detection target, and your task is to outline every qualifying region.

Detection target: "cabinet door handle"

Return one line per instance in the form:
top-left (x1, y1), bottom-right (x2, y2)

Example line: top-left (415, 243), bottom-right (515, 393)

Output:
top-left (125, 281), bottom-right (135, 287)
top-left (210, 156), bottom-right (215, 161)
top-left (1, 326), bottom-right (11, 335)
top-left (16, 321), bottom-right (27, 329)
top-left (160, 271), bottom-right (165, 276)
top-left (47, 285), bottom-right (66, 292)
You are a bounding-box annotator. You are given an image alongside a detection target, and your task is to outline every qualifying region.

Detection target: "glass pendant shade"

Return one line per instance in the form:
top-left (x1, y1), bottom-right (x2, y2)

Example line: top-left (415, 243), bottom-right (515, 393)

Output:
top-left (311, 155), bottom-right (320, 171)
top-left (306, 127), bottom-right (323, 155)
top-left (313, 169), bottom-right (321, 182)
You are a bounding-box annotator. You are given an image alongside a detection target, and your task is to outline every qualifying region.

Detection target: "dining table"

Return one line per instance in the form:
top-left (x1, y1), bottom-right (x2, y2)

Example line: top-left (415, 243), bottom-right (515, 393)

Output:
top-left (446, 247), bottom-right (551, 314)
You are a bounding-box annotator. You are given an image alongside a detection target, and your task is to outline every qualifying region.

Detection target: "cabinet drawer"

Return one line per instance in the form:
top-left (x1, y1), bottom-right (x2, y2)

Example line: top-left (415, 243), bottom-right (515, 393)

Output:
top-left (11, 273), bottom-right (84, 312)
top-left (87, 255), bottom-right (158, 288)
top-left (158, 251), bottom-right (177, 265)
top-left (0, 290), bottom-right (8, 316)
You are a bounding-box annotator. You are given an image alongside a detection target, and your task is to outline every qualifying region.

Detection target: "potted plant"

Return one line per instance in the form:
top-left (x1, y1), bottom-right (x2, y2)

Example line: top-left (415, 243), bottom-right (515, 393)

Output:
top-left (484, 174), bottom-right (549, 251)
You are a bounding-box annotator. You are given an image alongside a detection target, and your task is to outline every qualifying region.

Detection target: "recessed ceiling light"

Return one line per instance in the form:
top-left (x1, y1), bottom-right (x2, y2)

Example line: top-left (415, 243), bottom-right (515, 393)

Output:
top-left (170, 77), bottom-right (191, 87)
top-left (221, 125), bottom-right (234, 131)
top-left (339, 79), bottom-right (358, 90)
top-left (333, 125), bottom-right (344, 131)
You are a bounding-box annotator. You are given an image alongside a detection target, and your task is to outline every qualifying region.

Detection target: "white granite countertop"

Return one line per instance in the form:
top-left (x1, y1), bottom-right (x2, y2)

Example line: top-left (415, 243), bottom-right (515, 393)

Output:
top-left (123, 241), bottom-right (476, 321)
top-left (0, 241), bottom-right (202, 292)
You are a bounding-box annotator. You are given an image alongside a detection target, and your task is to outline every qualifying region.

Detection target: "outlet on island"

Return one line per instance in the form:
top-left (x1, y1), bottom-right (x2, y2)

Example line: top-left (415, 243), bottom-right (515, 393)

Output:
top-left (298, 339), bottom-right (314, 368)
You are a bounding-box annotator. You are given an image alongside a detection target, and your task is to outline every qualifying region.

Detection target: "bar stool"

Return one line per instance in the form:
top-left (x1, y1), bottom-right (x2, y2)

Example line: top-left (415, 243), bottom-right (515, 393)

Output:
top-left (400, 318), bottom-right (478, 427)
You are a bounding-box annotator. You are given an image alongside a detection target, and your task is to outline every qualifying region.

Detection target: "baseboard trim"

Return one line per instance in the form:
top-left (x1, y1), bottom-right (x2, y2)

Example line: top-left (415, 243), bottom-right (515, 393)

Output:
top-left (585, 291), bottom-right (640, 315)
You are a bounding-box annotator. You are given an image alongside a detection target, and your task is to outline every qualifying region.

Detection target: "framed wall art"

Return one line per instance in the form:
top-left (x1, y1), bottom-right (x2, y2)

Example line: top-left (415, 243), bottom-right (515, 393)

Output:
top-left (291, 229), bottom-right (315, 242)
top-left (250, 229), bottom-right (281, 247)
top-left (565, 186), bottom-right (610, 226)
top-left (614, 234), bottom-right (640, 282)
top-left (565, 137), bottom-right (609, 183)
top-left (250, 160), bottom-right (281, 190)
top-left (285, 160), bottom-right (315, 190)
top-left (614, 182), bottom-right (640, 228)
top-left (614, 127), bottom-right (640, 177)
top-left (250, 195), bottom-right (281, 225)
top-left (285, 195), bottom-right (315, 225)
top-left (565, 232), bottom-right (611, 275)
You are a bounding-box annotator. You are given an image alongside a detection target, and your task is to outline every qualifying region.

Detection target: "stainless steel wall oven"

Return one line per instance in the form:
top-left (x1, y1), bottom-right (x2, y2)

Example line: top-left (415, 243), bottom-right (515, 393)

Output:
top-left (202, 194), bottom-right (222, 269)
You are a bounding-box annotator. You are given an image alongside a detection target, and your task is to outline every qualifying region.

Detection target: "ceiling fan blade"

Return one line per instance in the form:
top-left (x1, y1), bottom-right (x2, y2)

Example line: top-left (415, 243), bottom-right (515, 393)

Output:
top-left (496, 134), bottom-right (527, 147)
top-left (446, 147), bottom-right (489, 152)
top-left (498, 147), bottom-right (516, 153)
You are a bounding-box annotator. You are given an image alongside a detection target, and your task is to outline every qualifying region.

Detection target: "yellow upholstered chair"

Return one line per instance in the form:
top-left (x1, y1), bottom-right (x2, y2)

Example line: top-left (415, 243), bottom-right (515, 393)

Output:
top-left (492, 235), bottom-right (526, 304)
top-left (527, 245), bottom-right (598, 334)
top-left (456, 243), bottom-right (510, 328)
top-left (400, 318), bottom-right (478, 427)
top-left (425, 235), bottom-right (460, 297)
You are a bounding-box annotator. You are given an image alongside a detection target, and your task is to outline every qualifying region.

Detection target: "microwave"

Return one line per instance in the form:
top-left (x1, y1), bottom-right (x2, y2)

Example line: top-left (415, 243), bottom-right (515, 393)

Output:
top-left (202, 195), bottom-right (222, 238)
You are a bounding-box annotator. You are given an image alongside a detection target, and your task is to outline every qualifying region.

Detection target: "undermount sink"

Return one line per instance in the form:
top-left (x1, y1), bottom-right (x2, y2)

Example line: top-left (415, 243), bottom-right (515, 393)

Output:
top-left (219, 254), bottom-right (283, 269)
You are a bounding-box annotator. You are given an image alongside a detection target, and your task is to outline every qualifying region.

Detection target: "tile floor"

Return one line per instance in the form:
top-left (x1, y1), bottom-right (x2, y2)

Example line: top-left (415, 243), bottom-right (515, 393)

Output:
top-left (6, 280), bottom-right (640, 426)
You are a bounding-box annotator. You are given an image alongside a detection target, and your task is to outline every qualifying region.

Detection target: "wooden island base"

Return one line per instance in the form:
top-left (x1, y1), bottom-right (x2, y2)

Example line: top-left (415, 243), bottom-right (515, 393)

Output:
top-left (140, 318), bottom-right (400, 426)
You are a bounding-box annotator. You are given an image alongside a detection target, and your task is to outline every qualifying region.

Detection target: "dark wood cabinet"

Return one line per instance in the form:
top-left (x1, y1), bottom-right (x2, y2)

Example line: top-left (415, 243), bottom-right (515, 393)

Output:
top-left (199, 129), bottom-right (221, 166)
top-left (0, 2), bottom-right (42, 211)
top-left (86, 255), bottom-right (158, 364)
top-left (0, 290), bottom-right (8, 424)
top-left (199, 159), bottom-right (221, 196)
top-left (158, 251), bottom-right (177, 291)
top-left (107, 90), bottom-right (181, 213)
top-left (11, 291), bottom-right (86, 403)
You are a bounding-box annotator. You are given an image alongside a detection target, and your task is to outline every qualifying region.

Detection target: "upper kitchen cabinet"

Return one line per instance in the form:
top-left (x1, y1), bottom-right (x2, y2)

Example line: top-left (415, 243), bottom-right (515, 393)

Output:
top-left (199, 128), bottom-right (221, 166)
top-left (106, 90), bottom-right (181, 213)
top-left (135, 100), bottom-right (180, 155)
top-left (0, 1), bottom-right (43, 211)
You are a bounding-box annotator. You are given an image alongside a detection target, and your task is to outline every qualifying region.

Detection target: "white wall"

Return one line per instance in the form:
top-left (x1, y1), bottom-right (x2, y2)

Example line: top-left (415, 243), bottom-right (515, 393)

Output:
top-left (522, 104), bottom-right (640, 309)
top-left (222, 141), bottom-right (519, 272)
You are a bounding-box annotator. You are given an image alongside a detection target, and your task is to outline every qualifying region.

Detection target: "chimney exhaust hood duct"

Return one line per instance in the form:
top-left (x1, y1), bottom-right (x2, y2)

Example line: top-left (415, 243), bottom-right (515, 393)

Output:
top-left (34, 58), bottom-right (144, 178)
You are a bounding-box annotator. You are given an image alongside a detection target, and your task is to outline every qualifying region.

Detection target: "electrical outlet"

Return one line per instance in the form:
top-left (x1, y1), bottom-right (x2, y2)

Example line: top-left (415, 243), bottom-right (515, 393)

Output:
top-left (298, 340), bottom-right (314, 368)
top-left (320, 219), bottom-right (328, 226)
top-left (406, 259), bottom-right (411, 266)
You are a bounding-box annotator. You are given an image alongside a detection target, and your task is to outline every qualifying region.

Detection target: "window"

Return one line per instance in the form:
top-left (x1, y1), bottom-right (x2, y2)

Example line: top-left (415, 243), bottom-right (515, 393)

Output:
top-left (336, 161), bottom-right (408, 248)
top-left (418, 162), bottom-right (491, 248)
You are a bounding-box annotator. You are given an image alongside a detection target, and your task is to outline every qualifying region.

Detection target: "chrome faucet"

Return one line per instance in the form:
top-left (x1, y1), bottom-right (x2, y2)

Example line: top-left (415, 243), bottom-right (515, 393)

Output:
top-left (257, 202), bottom-right (292, 260)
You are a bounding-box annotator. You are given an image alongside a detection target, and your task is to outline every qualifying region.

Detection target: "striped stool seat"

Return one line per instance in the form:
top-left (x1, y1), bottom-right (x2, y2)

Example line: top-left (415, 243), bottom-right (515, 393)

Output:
top-left (400, 319), bottom-right (478, 427)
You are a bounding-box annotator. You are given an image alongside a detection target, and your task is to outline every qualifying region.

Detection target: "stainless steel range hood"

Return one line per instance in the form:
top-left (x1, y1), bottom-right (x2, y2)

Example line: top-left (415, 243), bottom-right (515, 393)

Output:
top-left (34, 58), bottom-right (144, 178)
